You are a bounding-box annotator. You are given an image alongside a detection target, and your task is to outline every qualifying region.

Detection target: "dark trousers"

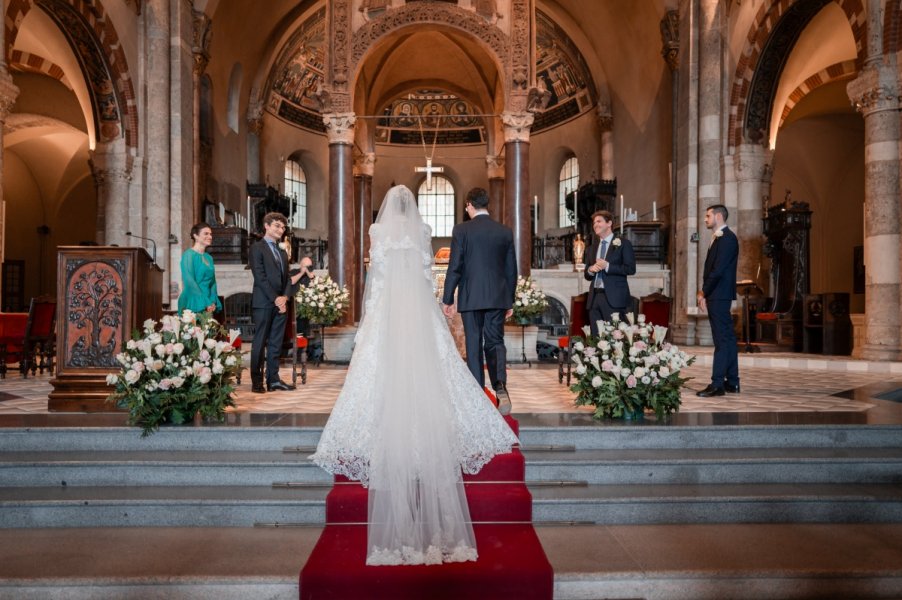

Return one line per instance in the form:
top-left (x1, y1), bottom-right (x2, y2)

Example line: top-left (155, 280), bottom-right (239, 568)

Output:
top-left (251, 306), bottom-right (287, 385)
top-left (588, 289), bottom-right (625, 335)
top-left (460, 309), bottom-right (507, 389)
top-left (707, 299), bottom-right (739, 387)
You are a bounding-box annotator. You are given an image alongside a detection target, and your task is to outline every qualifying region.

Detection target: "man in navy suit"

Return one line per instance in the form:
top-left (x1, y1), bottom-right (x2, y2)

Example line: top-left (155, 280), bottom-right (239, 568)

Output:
top-left (249, 212), bottom-right (296, 394)
top-left (697, 204), bottom-right (740, 397)
top-left (442, 188), bottom-right (518, 414)
top-left (584, 210), bottom-right (637, 335)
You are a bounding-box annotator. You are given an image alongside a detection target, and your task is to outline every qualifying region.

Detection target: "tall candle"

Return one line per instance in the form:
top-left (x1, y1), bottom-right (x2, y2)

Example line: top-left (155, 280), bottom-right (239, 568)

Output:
top-left (619, 194), bottom-right (624, 233)
top-left (653, 201), bottom-right (657, 221)
top-left (534, 195), bottom-right (538, 235)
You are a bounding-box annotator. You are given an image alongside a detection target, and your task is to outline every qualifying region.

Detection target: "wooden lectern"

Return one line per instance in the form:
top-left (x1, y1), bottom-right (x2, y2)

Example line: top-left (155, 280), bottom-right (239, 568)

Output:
top-left (49, 247), bottom-right (162, 412)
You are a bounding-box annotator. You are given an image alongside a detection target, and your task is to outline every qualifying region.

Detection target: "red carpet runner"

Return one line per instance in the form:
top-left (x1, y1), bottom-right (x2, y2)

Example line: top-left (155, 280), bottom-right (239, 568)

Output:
top-left (299, 416), bottom-right (554, 599)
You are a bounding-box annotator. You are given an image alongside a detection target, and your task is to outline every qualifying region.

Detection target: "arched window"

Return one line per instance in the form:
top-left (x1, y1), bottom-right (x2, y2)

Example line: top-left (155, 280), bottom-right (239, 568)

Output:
top-left (417, 176), bottom-right (455, 237)
top-left (558, 157), bottom-right (579, 227)
top-left (284, 159), bottom-right (307, 229)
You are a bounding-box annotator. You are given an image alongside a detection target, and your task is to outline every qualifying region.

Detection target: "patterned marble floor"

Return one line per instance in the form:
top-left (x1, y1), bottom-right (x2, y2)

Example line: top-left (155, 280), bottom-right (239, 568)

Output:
top-left (0, 346), bottom-right (899, 415)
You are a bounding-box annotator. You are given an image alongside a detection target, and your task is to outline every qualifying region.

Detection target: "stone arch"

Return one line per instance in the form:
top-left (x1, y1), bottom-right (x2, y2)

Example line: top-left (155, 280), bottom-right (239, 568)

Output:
top-left (5, 0), bottom-right (138, 150)
top-left (777, 59), bottom-right (857, 128)
top-left (9, 50), bottom-right (72, 88)
top-left (728, 0), bottom-right (865, 149)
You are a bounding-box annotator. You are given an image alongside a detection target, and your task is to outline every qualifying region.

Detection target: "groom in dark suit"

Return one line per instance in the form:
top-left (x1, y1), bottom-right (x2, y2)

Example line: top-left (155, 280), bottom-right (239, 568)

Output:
top-left (696, 204), bottom-right (740, 397)
top-left (442, 188), bottom-right (518, 414)
top-left (584, 210), bottom-right (637, 335)
top-left (249, 212), bottom-right (296, 394)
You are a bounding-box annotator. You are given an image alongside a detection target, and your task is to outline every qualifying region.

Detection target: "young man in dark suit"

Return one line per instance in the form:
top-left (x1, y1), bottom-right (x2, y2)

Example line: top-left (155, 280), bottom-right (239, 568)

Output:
top-left (584, 210), bottom-right (637, 335)
top-left (442, 188), bottom-right (518, 414)
top-left (249, 212), bottom-right (296, 393)
top-left (697, 204), bottom-right (740, 397)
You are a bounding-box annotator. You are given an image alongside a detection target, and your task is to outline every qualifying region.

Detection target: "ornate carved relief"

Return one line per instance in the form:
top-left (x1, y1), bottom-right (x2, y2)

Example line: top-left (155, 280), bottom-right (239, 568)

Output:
top-left (330, 0), bottom-right (352, 110)
top-left (486, 154), bottom-right (505, 179)
top-left (660, 10), bottom-right (679, 71)
top-left (0, 72), bottom-right (20, 123)
top-left (353, 151), bottom-right (376, 177)
top-left (64, 259), bottom-right (126, 368)
top-left (501, 111), bottom-right (534, 143)
top-left (192, 10), bottom-right (212, 77)
top-left (510, 0), bottom-right (529, 90)
top-left (323, 112), bottom-right (357, 145)
top-left (847, 64), bottom-right (902, 116)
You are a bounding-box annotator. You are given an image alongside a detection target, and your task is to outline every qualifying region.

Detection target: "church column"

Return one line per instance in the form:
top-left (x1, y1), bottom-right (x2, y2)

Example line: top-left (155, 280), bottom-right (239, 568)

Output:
top-left (846, 0), bottom-right (902, 360)
top-left (596, 105), bottom-right (614, 180)
top-left (694, 0), bottom-right (723, 346)
top-left (670, 0), bottom-right (700, 345)
top-left (734, 144), bottom-right (773, 285)
top-left (353, 151), bottom-right (374, 322)
top-left (0, 8), bottom-right (20, 304)
top-left (486, 155), bottom-right (505, 224)
top-left (324, 112), bottom-right (357, 326)
top-left (144, 0), bottom-right (171, 299)
top-left (191, 10), bottom-right (211, 222)
top-left (89, 142), bottom-right (133, 247)
top-left (502, 111), bottom-right (534, 277)
top-left (246, 101), bottom-right (263, 187)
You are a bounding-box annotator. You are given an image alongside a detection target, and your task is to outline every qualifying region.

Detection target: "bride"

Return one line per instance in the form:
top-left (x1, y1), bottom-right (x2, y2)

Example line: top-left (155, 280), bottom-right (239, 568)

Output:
top-left (311, 185), bottom-right (518, 566)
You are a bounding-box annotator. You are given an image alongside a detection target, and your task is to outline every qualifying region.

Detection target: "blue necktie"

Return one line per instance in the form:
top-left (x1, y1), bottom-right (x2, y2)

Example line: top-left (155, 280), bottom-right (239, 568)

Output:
top-left (268, 242), bottom-right (282, 268)
top-left (594, 239), bottom-right (608, 288)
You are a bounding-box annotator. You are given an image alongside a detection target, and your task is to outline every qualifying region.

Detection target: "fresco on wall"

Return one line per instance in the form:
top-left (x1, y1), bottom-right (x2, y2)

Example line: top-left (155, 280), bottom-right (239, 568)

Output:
top-left (266, 6), bottom-right (595, 139)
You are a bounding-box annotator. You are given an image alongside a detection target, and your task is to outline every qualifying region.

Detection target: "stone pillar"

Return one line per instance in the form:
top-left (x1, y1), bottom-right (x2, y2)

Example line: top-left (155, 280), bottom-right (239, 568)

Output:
top-left (0, 14), bottom-right (20, 304)
top-left (145, 0), bottom-right (171, 301)
top-left (247, 101), bottom-right (263, 186)
top-left (693, 0), bottom-right (723, 346)
top-left (501, 111), bottom-right (534, 277)
top-left (846, 0), bottom-right (902, 360)
top-left (89, 142), bottom-right (133, 247)
top-left (324, 113), bottom-right (357, 326)
top-left (353, 151), bottom-right (374, 322)
top-left (486, 155), bottom-right (505, 224)
top-left (669, 0), bottom-right (699, 345)
top-left (191, 10), bottom-right (211, 222)
top-left (596, 105), bottom-right (614, 180)
top-left (734, 143), bottom-right (773, 286)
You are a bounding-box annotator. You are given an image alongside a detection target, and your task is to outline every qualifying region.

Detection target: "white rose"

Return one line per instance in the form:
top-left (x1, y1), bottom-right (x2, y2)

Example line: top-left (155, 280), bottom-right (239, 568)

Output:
top-left (576, 364), bottom-right (587, 375)
top-left (212, 360), bottom-right (224, 375)
top-left (205, 338), bottom-right (217, 350)
top-left (659, 366), bottom-right (671, 377)
top-left (225, 355), bottom-right (237, 366)
top-left (591, 376), bottom-right (602, 388)
top-left (170, 376), bottom-right (185, 388)
top-left (641, 376), bottom-right (651, 385)
top-left (105, 374), bottom-right (118, 385)
top-left (634, 367), bottom-right (646, 378)
top-left (126, 340), bottom-right (137, 350)
top-left (574, 342), bottom-right (584, 352)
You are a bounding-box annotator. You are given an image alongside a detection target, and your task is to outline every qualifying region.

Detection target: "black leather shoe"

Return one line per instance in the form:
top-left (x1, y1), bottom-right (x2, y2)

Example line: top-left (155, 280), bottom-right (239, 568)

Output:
top-left (267, 380), bottom-right (296, 392)
top-left (724, 383), bottom-right (741, 393)
top-left (696, 385), bottom-right (725, 397)
top-left (251, 384), bottom-right (266, 394)
top-left (494, 383), bottom-right (512, 416)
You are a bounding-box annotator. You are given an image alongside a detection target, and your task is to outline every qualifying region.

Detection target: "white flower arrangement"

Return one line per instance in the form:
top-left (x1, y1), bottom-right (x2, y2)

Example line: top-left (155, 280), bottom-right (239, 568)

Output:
top-left (570, 312), bottom-right (695, 420)
top-left (106, 310), bottom-right (241, 436)
top-left (295, 275), bottom-right (351, 325)
top-left (612, 237), bottom-right (622, 247)
top-left (510, 276), bottom-right (549, 323)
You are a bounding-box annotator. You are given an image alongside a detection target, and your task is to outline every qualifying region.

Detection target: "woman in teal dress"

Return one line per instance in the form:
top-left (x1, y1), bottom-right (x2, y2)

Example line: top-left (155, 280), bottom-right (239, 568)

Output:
top-left (178, 222), bottom-right (222, 314)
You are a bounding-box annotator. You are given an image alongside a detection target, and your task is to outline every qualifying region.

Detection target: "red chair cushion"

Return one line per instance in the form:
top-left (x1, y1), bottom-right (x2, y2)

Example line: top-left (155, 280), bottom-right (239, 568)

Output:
top-left (756, 312), bottom-right (778, 321)
top-left (296, 335), bottom-right (308, 349)
top-left (558, 336), bottom-right (569, 348)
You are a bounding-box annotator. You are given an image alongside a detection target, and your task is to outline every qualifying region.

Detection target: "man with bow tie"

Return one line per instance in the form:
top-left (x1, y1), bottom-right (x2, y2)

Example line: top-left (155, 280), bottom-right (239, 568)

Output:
top-left (584, 210), bottom-right (636, 335)
top-left (697, 204), bottom-right (740, 397)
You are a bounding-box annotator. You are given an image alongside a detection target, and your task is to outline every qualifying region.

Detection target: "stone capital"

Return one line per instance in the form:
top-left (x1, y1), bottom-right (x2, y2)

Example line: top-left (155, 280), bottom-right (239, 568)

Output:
top-left (192, 10), bottom-right (212, 76)
top-left (660, 10), bottom-right (679, 71)
top-left (0, 71), bottom-right (20, 123)
top-left (247, 99), bottom-right (264, 136)
top-left (501, 111), bottom-right (534, 143)
top-left (89, 147), bottom-right (134, 186)
top-left (734, 143), bottom-right (774, 183)
top-left (847, 64), bottom-right (901, 116)
top-left (486, 154), bottom-right (505, 179)
top-left (353, 151), bottom-right (375, 177)
top-left (323, 112), bottom-right (357, 145)
top-left (596, 104), bottom-right (613, 132)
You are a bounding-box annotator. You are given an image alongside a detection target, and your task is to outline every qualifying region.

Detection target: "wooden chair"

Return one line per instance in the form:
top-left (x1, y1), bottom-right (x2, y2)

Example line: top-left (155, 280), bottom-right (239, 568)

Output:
top-left (639, 292), bottom-right (671, 329)
top-left (558, 292), bottom-right (589, 385)
top-left (0, 312), bottom-right (28, 379)
top-left (21, 296), bottom-right (57, 377)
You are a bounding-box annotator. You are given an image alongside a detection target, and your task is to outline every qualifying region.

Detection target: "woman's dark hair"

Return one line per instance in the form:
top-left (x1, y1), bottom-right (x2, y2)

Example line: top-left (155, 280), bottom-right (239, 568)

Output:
top-left (190, 222), bottom-right (212, 241)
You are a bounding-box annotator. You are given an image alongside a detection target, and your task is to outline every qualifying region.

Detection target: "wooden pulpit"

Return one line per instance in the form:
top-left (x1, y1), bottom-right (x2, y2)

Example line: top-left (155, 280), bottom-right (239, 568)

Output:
top-left (49, 247), bottom-right (162, 412)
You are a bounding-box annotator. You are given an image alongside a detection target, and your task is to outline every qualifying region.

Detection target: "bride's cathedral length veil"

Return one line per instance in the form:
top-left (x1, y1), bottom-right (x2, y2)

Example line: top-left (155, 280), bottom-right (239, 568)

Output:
top-left (311, 185), bottom-right (518, 566)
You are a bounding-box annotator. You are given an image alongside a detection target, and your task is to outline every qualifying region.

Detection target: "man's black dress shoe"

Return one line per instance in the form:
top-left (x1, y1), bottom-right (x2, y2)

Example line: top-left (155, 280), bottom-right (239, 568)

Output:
top-left (267, 380), bottom-right (296, 392)
top-left (494, 383), bottom-right (512, 416)
top-left (696, 385), bottom-right (725, 397)
top-left (724, 383), bottom-right (741, 393)
top-left (251, 384), bottom-right (266, 394)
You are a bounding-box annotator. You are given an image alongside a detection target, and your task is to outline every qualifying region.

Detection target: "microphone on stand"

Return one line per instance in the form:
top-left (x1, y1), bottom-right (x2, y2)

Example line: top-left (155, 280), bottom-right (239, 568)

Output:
top-left (125, 232), bottom-right (157, 264)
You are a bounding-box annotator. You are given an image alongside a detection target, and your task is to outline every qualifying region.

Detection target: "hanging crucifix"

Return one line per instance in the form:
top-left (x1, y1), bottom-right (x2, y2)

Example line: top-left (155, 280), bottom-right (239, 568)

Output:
top-left (416, 113), bottom-right (443, 190)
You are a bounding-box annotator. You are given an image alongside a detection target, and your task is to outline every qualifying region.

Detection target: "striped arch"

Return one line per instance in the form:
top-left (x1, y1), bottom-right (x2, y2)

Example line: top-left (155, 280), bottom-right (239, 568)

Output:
top-left (5, 0), bottom-right (137, 150)
top-left (728, 0), bottom-right (866, 149)
top-left (885, 0), bottom-right (901, 54)
top-left (9, 50), bottom-right (72, 89)
top-left (777, 59), bottom-right (857, 128)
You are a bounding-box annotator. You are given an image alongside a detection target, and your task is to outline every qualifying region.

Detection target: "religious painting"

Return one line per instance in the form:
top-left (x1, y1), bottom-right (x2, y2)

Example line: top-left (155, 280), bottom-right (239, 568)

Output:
top-left (376, 90), bottom-right (485, 146)
top-left (267, 8), bottom-right (327, 133)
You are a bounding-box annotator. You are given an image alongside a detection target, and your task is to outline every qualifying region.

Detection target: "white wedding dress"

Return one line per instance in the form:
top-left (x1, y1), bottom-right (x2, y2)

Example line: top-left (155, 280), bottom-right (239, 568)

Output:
top-left (311, 185), bottom-right (518, 566)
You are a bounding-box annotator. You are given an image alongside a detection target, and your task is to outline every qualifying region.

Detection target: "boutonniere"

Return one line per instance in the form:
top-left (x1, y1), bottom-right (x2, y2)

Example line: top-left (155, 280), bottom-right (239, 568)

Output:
top-left (714, 230), bottom-right (724, 239)
top-left (612, 238), bottom-right (622, 247)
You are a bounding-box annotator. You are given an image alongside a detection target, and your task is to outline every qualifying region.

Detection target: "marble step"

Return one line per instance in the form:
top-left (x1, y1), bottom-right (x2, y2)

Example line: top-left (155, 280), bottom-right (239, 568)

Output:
top-left (1, 482), bottom-right (900, 528)
top-left (1, 524), bottom-right (900, 600)
top-left (1, 447), bottom-right (899, 487)
top-left (2, 422), bottom-right (901, 452)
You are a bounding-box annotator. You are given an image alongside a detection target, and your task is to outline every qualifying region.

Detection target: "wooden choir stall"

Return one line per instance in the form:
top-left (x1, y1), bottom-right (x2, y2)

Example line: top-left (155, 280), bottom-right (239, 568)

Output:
top-left (49, 247), bottom-right (162, 412)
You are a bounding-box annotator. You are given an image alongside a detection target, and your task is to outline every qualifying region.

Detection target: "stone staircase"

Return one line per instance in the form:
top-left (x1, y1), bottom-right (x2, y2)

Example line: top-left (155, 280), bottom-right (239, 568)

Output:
top-left (0, 421), bottom-right (900, 599)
